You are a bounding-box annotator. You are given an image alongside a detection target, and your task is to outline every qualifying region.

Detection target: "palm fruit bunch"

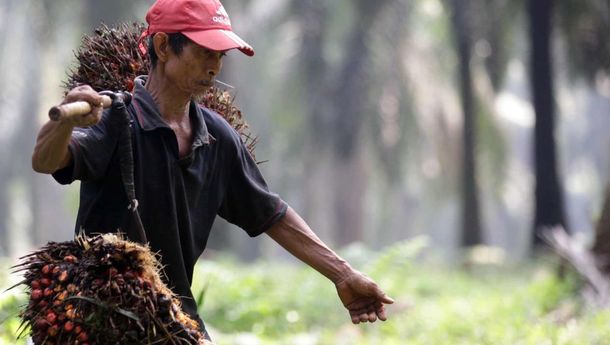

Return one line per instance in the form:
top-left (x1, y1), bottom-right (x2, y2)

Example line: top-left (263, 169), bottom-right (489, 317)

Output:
top-left (14, 233), bottom-right (206, 344)
top-left (65, 22), bottom-right (257, 160)
top-left (197, 88), bottom-right (259, 160)
top-left (64, 22), bottom-right (145, 93)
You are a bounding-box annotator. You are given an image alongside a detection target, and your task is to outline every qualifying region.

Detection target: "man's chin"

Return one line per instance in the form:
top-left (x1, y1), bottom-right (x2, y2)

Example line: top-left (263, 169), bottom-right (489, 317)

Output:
top-left (192, 86), bottom-right (214, 98)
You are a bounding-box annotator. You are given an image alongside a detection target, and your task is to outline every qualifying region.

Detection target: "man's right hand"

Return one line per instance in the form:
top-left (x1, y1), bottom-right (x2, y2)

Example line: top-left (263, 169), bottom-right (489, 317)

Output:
top-left (59, 85), bottom-right (104, 127)
top-left (32, 85), bottom-right (104, 174)
top-left (335, 270), bottom-right (394, 324)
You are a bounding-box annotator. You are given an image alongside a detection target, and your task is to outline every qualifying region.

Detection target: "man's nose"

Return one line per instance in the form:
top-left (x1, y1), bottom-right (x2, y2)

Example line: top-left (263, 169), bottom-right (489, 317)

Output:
top-left (207, 62), bottom-right (221, 77)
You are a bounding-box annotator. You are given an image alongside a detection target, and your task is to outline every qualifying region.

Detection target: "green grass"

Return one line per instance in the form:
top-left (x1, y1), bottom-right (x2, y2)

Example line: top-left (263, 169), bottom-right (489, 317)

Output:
top-left (2, 240), bottom-right (610, 344)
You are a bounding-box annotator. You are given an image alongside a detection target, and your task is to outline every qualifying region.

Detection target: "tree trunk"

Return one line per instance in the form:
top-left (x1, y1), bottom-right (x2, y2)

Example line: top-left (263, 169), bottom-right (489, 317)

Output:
top-left (295, 0), bottom-right (395, 246)
top-left (528, 0), bottom-right (567, 248)
top-left (328, 1), bottom-right (371, 246)
top-left (294, 0), bottom-right (334, 241)
top-left (15, 0), bottom-right (43, 248)
top-left (328, 0), bottom-right (394, 246)
top-left (0, 0), bottom-right (15, 256)
top-left (295, 0), bottom-right (331, 148)
top-left (450, 0), bottom-right (482, 247)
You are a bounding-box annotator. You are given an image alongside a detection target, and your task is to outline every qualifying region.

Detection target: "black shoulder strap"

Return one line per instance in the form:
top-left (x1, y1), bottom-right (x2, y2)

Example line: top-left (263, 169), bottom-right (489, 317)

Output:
top-left (104, 91), bottom-right (148, 244)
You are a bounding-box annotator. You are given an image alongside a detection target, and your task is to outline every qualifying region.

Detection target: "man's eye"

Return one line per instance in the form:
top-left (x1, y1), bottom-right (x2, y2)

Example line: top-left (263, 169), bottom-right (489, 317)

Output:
top-left (204, 50), bottom-right (225, 58)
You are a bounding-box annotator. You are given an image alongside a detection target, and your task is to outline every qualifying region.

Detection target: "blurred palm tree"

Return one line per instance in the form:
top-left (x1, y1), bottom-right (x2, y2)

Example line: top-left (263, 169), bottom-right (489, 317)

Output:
top-left (555, 0), bottom-right (610, 269)
top-left (528, 0), bottom-right (568, 248)
top-left (294, 0), bottom-right (401, 246)
top-left (448, 0), bottom-right (482, 247)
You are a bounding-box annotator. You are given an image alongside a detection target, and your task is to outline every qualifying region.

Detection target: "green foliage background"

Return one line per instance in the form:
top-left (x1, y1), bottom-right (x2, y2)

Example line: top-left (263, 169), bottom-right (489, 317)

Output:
top-left (2, 240), bottom-right (610, 345)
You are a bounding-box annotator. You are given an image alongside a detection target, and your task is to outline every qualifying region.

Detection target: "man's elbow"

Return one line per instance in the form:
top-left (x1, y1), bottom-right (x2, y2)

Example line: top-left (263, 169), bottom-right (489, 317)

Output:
top-left (32, 159), bottom-right (51, 174)
top-left (31, 154), bottom-right (56, 174)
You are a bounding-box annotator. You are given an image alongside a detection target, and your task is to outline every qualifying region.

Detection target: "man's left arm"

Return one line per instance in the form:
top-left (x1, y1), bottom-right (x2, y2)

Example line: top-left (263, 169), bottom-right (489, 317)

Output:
top-left (266, 206), bottom-right (394, 324)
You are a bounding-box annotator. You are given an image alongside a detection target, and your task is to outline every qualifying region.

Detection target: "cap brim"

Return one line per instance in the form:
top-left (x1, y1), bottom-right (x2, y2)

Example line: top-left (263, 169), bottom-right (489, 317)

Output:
top-left (183, 30), bottom-right (254, 56)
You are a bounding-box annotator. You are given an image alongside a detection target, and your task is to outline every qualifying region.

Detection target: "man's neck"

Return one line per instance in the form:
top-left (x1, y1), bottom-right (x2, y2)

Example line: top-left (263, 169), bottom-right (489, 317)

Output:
top-left (145, 70), bottom-right (190, 123)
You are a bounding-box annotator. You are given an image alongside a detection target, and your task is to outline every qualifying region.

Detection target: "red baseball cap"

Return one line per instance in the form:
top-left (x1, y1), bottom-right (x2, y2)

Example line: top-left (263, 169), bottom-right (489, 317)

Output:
top-left (140, 0), bottom-right (254, 56)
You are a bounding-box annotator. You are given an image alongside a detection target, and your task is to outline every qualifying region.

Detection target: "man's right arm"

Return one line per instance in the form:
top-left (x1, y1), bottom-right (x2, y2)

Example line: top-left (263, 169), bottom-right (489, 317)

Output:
top-left (32, 121), bottom-right (77, 173)
top-left (31, 85), bottom-right (104, 174)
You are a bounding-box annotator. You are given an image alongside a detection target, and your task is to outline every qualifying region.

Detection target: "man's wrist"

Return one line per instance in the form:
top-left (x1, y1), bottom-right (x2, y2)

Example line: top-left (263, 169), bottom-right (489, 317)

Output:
top-left (330, 261), bottom-right (355, 285)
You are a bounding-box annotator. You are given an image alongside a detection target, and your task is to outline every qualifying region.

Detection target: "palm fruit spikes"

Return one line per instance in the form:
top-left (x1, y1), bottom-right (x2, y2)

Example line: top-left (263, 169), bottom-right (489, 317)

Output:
top-left (13, 233), bottom-right (206, 344)
top-left (64, 23), bottom-right (146, 93)
top-left (197, 87), bottom-right (259, 160)
top-left (65, 22), bottom-right (258, 160)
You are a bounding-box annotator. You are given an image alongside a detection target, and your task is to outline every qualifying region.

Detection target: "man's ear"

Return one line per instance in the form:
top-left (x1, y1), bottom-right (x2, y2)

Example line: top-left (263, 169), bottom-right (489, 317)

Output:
top-left (153, 33), bottom-right (170, 63)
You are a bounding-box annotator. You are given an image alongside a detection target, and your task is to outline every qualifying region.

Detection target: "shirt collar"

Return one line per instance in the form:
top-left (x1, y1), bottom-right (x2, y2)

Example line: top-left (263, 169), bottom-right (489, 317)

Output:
top-left (132, 76), bottom-right (211, 145)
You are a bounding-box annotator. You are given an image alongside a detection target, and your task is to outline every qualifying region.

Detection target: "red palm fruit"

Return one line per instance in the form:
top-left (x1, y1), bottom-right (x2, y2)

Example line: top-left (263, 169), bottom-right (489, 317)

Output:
top-left (63, 255), bottom-right (77, 263)
top-left (41, 265), bottom-right (51, 275)
top-left (77, 331), bottom-right (88, 342)
top-left (34, 318), bottom-right (49, 331)
top-left (64, 321), bottom-right (74, 332)
top-left (46, 311), bottom-right (57, 324)
top-left (40, 278), bottom-right (51, 287)
top-left (43, 288), bottom-right (53, 297)
top-left (58, 271), bottom-right (69, 282)
top-left (31, 289), bottom-right (43, 300)
top-left (30, 280), bottom-right (41, 289)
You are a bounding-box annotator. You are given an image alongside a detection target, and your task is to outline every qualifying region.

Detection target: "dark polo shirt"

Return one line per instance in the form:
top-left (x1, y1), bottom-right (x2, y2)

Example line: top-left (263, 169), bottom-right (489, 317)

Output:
top-left (53, 76), bottom-right (287, 331)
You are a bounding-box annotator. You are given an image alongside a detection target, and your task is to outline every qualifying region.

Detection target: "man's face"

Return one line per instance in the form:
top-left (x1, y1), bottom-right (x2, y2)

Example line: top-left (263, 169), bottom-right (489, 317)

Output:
top-left (164, 41), bottom-right (225, 95)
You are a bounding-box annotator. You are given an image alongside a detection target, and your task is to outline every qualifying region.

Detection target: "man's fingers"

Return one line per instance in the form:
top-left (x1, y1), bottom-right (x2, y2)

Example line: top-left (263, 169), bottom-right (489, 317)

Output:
top-left (349, 308), bottom-right (369, 317)
top-left (83, 111), bottom-right (100, 126)
top-left (64, 85), bottom-right (103, 107)
top-left (380, 294), bottom-right (395, 304)
top-left (357, 279), bottom-right (393, 306)
top-left (339, 273), bottom-right (393, 323)
top-left (349, 303), bottom-right (388, 323)
top-left (376, 305), bottom-right (388, 321)
top-left (371, 285), bottom-right (395, 304)
top-left (367, 309), bottom-right (377, 322)
top-left (92, 105), bottom-right (103, 117)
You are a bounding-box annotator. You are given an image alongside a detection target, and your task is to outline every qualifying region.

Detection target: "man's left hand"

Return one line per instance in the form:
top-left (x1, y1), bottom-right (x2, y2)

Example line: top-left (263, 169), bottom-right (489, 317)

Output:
top-left (335, 271), bottom-right (394, 324)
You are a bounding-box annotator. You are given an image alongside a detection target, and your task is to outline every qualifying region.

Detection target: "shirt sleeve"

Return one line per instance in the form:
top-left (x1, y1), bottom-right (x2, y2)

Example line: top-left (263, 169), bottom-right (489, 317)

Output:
top-left (52, 109), bottom-right (120, 184)
top-left (218, 139), bottom-right (288, 237)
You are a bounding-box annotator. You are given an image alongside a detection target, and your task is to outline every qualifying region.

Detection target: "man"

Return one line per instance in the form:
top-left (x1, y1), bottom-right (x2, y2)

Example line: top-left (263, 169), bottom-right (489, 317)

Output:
top-left (32, 0), bottom-right (394, 339)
